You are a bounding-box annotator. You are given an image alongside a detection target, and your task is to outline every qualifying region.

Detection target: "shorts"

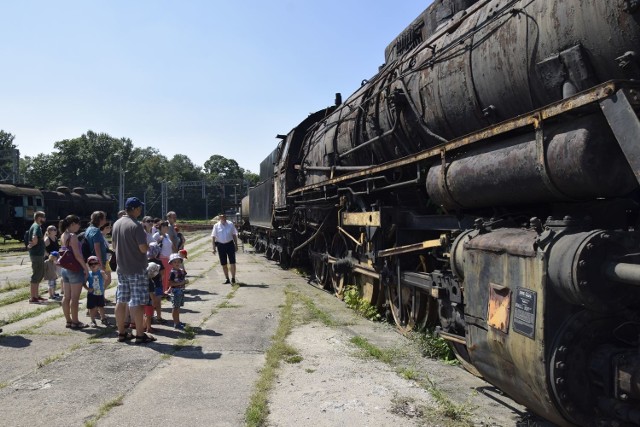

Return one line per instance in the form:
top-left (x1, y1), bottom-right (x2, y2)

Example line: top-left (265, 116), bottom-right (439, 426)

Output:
top-left (154, 286), bottom-right (164, 297)
top-left (61, 268), bottom-right (86, 285)
top-left (87, 293), bottom-right (105, 309)
top-left (48, 279), bottom-right (57, 289)
top-left (116, 273), bottom-right (148, 307)
top-left (216, 241), bottom-right (236, 265)
top-left (143, 304), bottom-right (154, 316)
top-left (30, 255), bottom-right (45, 283)
top-left (171, 289), bottom-right (185, 308)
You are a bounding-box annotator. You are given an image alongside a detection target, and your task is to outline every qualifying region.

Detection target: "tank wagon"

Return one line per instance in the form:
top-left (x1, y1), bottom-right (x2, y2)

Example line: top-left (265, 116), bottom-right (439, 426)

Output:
top-left (247, 0), bottom-right (640, 425)
top-left (0, 183), bottom-right (117, 238)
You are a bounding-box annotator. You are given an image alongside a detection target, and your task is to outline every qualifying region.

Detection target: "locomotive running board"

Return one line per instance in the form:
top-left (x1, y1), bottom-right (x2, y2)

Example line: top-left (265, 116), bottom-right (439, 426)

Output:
top-left (289, 80), bottom-right (639, 196)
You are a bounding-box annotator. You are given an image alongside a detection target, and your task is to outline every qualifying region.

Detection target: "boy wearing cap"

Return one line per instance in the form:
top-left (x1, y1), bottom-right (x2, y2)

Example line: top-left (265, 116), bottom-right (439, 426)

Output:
top-left (44, 251), bottom-right (61, 300)
top-left (168, 253), bottom-right (188, 330)
top-left (85, 255), bottom-right (108, 326)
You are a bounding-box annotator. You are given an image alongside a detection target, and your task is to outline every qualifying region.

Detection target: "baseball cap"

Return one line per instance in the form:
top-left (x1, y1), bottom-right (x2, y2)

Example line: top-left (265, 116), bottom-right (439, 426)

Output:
top-left (169, 253), bottom-right (182, 263)
top-left (179, 249), bottom-right (188, 259)
top-left (125, 197), bottom-right (144, 209)
top-left (87, 255), bottom-right (100, 264)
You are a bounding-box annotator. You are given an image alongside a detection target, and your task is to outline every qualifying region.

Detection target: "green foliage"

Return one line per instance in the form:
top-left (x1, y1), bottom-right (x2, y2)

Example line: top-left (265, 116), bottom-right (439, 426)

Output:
top-left (204, 154), bottom-right (243, 180)
top-left (412, 329), bottom-right (457, 362)
top-left (343, 286), bottom-right (381, 320)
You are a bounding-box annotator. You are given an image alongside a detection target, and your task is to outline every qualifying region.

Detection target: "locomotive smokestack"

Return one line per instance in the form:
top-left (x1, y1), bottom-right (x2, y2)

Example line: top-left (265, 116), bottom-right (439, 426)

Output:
top-left (335, 93), bottom-right (342, 106)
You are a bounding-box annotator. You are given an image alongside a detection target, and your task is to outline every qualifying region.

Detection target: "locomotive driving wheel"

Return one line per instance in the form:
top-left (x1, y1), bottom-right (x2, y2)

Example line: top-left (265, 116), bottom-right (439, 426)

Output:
top-left (309, 233), bottom-right (329, 288)
top-left (329, 232), bottom-right (349, 299)
top-left (353, 272), bottom-right (384, 310)
top-left (385, 256), bottom-right (428, 333)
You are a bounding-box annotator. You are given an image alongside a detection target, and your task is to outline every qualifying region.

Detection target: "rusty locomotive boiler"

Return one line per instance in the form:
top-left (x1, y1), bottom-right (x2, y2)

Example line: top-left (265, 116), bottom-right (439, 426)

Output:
top-left (247, 0), bottom-right (640, 425)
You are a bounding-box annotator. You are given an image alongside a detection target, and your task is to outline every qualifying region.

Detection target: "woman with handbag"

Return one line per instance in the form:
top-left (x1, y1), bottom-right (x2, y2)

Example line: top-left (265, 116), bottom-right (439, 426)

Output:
top-left (58, 215), bottom-right (90, 329)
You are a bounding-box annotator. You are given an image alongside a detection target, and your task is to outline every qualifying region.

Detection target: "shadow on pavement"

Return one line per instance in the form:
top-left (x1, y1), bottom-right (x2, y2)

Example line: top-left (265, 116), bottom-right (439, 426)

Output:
top-left (0, 335), bottom-right (32, 347)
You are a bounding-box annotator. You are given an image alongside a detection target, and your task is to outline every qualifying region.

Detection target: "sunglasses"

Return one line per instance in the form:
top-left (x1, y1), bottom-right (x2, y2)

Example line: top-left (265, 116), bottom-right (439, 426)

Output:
top-left (88, 263), bottom-right (99, 266)
top-left (145, 220), bottom-right (154, 223)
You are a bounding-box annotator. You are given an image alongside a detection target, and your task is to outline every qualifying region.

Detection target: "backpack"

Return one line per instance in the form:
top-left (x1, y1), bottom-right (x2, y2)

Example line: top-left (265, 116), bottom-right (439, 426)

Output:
top-left (77, 232), bottom-right (92, 262)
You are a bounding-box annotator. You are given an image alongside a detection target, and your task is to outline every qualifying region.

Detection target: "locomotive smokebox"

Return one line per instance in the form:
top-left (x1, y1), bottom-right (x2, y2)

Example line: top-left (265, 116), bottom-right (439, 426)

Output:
top-left (426, 116), bottom-right (638, 209)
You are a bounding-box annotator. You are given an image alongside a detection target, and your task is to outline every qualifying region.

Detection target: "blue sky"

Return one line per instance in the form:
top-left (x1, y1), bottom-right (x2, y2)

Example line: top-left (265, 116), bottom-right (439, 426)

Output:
top-left (1, 1), bottom-right (430, 173)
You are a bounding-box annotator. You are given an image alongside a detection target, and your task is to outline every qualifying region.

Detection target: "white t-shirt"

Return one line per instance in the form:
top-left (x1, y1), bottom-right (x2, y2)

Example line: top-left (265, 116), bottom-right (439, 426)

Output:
top-left (152, 232), bottom-right (173, 257)
top-left (211, 221), bottom-right (238, 244)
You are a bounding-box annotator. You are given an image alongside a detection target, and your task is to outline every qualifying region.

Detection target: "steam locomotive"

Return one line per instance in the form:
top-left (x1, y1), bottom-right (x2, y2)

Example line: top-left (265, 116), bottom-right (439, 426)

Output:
top-left (0, 183), bottom-right (117, 239)
top-left (247, 0), bottom-right (640, 425)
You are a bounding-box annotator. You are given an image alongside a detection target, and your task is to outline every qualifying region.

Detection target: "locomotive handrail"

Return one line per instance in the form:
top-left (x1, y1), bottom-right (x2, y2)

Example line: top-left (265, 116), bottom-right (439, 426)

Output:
top-left (288, 80), bottom-right (638, 196)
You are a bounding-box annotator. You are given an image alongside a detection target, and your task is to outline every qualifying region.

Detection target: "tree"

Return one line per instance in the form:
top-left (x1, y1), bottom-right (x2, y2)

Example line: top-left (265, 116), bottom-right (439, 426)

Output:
top-left (243, 170), bottom-right (259, 187)
top-left (52, 131), bottom-right (134, 193)
top-left (23, 153), bottom-right (61, 188)
top-left (204, 155), bottom-right (243, 180)
top-left (166, 154), bottom-right (203, 182)
top-left (0, 130), bottom-right (18, 182)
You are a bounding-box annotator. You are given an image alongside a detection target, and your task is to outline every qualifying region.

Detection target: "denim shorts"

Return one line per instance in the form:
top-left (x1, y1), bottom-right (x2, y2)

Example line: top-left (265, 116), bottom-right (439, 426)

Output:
top-left (61, 268), bottom-right (86, 285)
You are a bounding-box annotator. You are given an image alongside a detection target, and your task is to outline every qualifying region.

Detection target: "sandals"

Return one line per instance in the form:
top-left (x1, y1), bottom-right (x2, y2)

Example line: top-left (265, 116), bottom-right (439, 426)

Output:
top-left (70, 322), bottom-right (89, 330)
top-left (65, 322), bottom-right (72, 328)
top-left (134, 333), bottom-right (157, 344)
top-left (117, 331), bottom-right (135, 342)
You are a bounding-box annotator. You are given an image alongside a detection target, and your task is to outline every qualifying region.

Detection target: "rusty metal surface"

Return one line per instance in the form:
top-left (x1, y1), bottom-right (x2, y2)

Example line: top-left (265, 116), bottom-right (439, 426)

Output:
top-left (340, 211), bottom-right (381, 227)
top-left (289, 81), bottom-right (631, 196)
top-left (426, 114), bottom-right (637, 209)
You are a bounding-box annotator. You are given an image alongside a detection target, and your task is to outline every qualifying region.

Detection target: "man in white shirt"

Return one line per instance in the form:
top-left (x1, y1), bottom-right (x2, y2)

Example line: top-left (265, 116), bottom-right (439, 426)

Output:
top-left (211, 213), bottom-right (238, 284)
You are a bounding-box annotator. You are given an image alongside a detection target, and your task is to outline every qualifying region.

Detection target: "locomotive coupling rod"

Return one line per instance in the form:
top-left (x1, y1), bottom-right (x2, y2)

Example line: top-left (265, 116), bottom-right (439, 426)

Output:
top-left (378, 238), bottom-right (442, 258)
top-left (604, 262), bottom-right (640, 286)
top-left (337, 226), bottom-right (362, 247)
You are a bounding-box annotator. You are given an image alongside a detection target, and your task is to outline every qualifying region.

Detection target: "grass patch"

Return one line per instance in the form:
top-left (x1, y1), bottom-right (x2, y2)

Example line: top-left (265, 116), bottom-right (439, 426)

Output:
top-left (84, 394), bottom-right (124, 427)
top-left (298, 293), bottom-right (336, 327)
top-left (245, 288), bottom-right (296, 427)
top-left (398, 367), bottom-right (419, 380)
top-left (304, 368), bottom-right (315, 373)
top-left (343, 286), bottom-right (381, 321)
top-left (0, 382), bottom-right (7, 389)
top-left (410, 330), bottom-right (457, 363)
top-left (423, 376), bottom-right (473, 423)
top-left (0, 289), bottom-right (32, 307)
top-left (0, 281), bottom-right (29, 294)
top-left (218, 301), bottom-right (241, 309)
top-left (36, 343), bottom-right (82, 369)
top-left (390, 395), bottom-right (426, 419)
top-left (37, 353), bottom-right (64, 368)
top-left (13, 312), bottom-right (65, 335)
top-left (0, 304), bottom-right (60, 327)
top-left (349, 335), bottom-right (394, 364)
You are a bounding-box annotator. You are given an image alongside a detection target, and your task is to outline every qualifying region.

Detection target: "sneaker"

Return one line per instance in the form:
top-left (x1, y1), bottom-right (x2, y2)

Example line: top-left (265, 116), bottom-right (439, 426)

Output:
top-left (54, 293), bottom-right (61, 298)
top-left (90, 319), bottom-right (98, 327)
top-left (231, 278), bottom-right (236, 284)
top-left (101, 318), bottom-right (110, 326)
top-left (174, 322), bottom-right (185, 330)
top-left (223, 278), bottom-right (231, 284)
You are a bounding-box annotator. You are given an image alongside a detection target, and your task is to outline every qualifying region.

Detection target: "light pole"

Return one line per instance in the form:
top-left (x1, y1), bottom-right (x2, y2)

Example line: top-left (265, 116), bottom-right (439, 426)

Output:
top-left (118, 155), bottom-right (124, 211)
top-left (118, 154), bottom-right (136, 211)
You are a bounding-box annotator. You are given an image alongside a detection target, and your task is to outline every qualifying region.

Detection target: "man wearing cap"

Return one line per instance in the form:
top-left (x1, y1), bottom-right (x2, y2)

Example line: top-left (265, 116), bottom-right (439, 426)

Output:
top-left (211, 213), bottom-right (239, 284)
top-left (111, 197), bottom-right (156, 344)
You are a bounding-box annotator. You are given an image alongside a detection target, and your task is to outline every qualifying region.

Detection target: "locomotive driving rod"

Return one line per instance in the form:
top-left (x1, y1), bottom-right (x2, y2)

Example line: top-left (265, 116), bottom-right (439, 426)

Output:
top-left (604, 262), bottom-right (640, 286)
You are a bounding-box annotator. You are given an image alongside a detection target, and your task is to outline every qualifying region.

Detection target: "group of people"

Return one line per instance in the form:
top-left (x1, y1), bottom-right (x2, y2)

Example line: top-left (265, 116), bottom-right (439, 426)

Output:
top-left (24, 197), bottom-right (239, 345)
